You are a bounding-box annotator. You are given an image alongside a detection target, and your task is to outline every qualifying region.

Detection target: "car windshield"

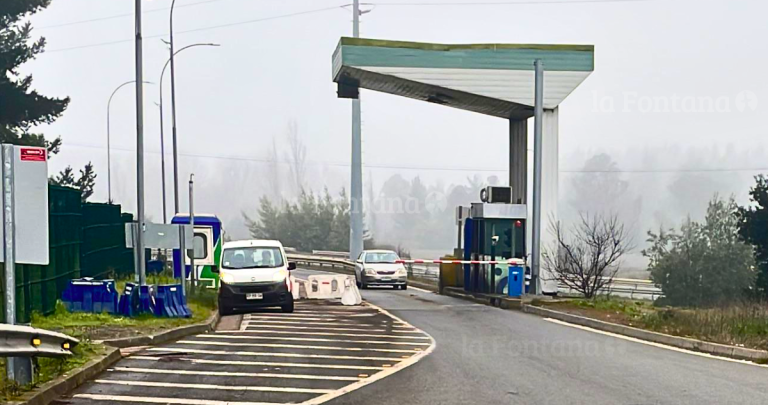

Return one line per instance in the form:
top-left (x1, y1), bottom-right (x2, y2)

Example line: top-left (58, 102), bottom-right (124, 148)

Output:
top-left (366, 252), bottom-right (399, 264)
top-left (222, 247), bottom-right (284, 269)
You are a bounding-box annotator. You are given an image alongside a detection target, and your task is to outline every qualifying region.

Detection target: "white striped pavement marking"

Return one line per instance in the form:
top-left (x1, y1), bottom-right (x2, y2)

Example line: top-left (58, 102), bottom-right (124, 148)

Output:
top-left (177, 340), bottom-right (420, 354)
top-left (197, 333), bottom-right (432, 346)
top-left (215, 330), bottom-right (431, 340)
top-left (110, 367), bottom-right (361, 381)
top-left (74, 394), bottom-right (278, 405)
top-left (247, 316), bottom-right (341, 322)
top-left (300, 301), bottom-right (437, 405)
top-left (128, 356), bottom-right (387, 370)
top-left (246, 319), bottom-right (413, 328)
top-left (147, 347), bottom-right (403, 362)
top-left (93, 379), bottom-right (333, 394)
top-left (244, 324), bottom-right (391, 333)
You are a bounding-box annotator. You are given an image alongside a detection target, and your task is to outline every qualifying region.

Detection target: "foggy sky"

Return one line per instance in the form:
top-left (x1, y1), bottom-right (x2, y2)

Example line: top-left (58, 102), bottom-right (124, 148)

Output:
top-left (22, 0), bottom-right (768, 243)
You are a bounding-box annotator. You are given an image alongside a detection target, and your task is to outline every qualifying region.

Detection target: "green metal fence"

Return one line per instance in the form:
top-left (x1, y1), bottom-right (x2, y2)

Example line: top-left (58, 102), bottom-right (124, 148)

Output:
top-left (0, 186), bottom-right (82, 324)
top-left (80, 203), bottom-right (134, 279)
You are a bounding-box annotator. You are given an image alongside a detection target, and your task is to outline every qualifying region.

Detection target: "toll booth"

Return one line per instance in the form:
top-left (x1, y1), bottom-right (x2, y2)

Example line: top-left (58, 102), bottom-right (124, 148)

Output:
top-left (172, 214), bottom-right (222, 289)
top-left (463, 203), bottom-right (527, 295)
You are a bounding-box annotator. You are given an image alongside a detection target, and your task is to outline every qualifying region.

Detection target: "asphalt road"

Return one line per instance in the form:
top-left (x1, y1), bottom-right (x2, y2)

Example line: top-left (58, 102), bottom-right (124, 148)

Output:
top-left (326, 285), bottom-right (768, 405)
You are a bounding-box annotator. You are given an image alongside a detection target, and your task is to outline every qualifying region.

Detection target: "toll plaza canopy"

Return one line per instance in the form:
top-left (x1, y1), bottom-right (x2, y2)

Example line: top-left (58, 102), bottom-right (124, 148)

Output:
top-left (332, 37), bottom-right (594, 119)
top-left (332, 37), bottom-right (595, 294)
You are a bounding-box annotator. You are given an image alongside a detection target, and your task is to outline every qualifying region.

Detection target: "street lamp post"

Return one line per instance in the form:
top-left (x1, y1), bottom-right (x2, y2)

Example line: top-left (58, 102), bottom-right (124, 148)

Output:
top-left (158, 43), bottom-right (219, 224)
top-left (107, 80), bottom-right (152, 203)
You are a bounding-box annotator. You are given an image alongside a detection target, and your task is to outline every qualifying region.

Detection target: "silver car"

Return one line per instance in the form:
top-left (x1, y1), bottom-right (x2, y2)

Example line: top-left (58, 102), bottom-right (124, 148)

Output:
top-left (354, 250), bottom-right (408, 290)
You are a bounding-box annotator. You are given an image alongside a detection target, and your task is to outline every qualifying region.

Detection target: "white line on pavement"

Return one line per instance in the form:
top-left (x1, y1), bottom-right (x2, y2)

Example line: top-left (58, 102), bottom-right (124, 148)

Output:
top-left (93, 379), bottom-right (333, 394)
top-left (247, 316), bottom-right (341, 322)
top-left (197, 334), bottom-right (432, 346)
top-left (215, 330), bottom-right (432, 340)
top-left (243, 324), bottom-right (391, 333)
top-left (73, 394), bottom-right (279, 405)
top-left (147, 347), bottom-right (403, 362)
top-left (177, 340), bottom-right (420, 353)
top-left (543, 318), bottom-right (768, 369)
top-left (300, 301), bottom-right (438, 405)
top-left (246, 319), bottom-right (413, 328)
top-left (407, 286), bottom-right (433, 293)
top-left (110, 367), bottom-right (362, 381)
top-left (128, 356), bottom-right (387, 370)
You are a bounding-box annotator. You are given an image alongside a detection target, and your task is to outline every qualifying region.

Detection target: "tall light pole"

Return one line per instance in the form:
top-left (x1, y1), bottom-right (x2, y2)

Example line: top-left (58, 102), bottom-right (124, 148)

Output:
top-left (169, 0), bottom-right (181, 216)
top-left (134, 0), bottom-right (147, 286)
top-left (107, 80), bottom-right (151, 203)
top-left (349, 0), bottom-right (364, 261)
top-left (531, 59), bottom-right (544, 296)
top-left (159, 42), bottom-right (219, 223)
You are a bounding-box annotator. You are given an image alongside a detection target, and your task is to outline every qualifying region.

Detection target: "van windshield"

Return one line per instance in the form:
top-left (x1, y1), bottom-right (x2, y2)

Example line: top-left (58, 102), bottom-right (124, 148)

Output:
top-left (222, 247), bottom-right (284, 269)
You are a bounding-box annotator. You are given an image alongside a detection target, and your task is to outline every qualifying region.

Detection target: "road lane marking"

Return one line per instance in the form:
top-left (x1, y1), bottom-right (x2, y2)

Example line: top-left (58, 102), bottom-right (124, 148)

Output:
top-left (128, 356), bottom-right (386, 370)
top-left (177, 340), bottom-right (420, 353)
top-left (243, 324), bottom-right (391, 333)
top-left (74, 394), bottom-right (279, 405)
top-left (147, 347), bottom-right (404, 362)
top-left (93, 379), bottom-right (333, 394)
top-left (246, 319), bottom-right (414, 329)
top-left (110, 367), bottom-right (362, 381)
top-left (198, 334), bottom-right (432, 346)
top-left (543, 318), bottom-right (768, 369)
top-left (300, 301), bottom-right (438, 405)
top-left (247, 316), bottom-right (342, 322)
top-left (216, 329), bottom-right (431, 340)
top-left (407, 285), bottom-right (433, 293)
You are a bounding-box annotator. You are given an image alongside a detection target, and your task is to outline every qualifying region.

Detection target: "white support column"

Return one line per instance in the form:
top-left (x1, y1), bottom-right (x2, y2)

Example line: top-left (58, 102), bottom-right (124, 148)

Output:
top-left (538, 107), bottom-right (559, 294)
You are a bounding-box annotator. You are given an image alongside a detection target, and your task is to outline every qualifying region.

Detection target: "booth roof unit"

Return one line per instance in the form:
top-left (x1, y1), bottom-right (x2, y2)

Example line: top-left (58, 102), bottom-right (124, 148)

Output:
top-left (332, 37), bottom-right (594, 119)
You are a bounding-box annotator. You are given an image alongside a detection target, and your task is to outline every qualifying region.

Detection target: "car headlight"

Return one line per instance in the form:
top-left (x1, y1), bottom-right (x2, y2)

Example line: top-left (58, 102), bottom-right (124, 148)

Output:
top-left (272, 269), bottom-right (289, 282)
top-left (220, 272), bottom-right (235, 284)
top-left (364, 268), bottom-right (376, 276)
top-left (396, 268), bottom-right (407, 276)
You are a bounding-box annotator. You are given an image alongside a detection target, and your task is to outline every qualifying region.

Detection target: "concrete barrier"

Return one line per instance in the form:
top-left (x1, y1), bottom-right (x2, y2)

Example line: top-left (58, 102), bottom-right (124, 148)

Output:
top-left (307, 275), bottom-right (355, 300)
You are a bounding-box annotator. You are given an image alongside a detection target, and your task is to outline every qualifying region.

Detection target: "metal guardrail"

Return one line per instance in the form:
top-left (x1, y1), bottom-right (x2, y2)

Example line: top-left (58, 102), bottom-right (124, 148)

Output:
top-left (0, 324), bottom-right (79, 358)
top-left (287, 254), bottom-right (663, 299)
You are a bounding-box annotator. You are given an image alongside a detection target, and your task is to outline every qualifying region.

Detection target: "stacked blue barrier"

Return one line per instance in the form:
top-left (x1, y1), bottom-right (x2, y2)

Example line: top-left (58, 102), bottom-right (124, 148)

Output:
top-left (62, 278), bottom-right (118, 314)
top-left (154, 284), bottom-right (191, 318)
top-left (117, 283), bottom-right (156, 316)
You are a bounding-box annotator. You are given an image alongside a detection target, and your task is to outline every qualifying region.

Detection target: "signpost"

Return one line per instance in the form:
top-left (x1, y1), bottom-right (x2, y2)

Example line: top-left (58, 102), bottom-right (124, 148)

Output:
top-left (2, 144), bottom-right (49, 385)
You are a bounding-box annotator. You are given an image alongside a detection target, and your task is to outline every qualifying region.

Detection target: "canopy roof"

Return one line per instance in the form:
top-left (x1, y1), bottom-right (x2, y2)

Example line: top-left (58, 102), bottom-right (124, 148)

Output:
top-left (332, 37), bottom-right (594, 119)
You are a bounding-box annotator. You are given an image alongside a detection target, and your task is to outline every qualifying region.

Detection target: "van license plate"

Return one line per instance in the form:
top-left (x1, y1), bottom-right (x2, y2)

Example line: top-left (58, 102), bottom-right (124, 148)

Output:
top-left (246, 293), bottom-right (263, 300)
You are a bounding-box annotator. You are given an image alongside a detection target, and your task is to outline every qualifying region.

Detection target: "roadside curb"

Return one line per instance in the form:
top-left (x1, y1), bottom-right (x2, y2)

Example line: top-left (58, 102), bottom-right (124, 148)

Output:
top-left (440, 286), bottom-right (768, 362)
top-left (11, 346), bottom-right (122, 405)
top-left (407, 278), bottom-right (438, 292)
top-left (442, 286), bottom-right (522, 309)
top-left (101, 310), bottom-right (220, 348)
top-left (522, 305), bottom-right (768, 362)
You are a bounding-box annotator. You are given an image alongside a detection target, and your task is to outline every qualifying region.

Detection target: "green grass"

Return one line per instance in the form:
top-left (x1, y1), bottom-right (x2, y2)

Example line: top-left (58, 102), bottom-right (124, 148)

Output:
top-left (2, 279), bottom-right (218, 400)
top-left (545, 297), bottom-right (768, 351)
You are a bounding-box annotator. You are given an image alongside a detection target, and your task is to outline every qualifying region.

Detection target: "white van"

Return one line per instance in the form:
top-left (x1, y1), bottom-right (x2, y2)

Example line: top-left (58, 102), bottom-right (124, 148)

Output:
top-left (214, 239), bottom-right (296, 315)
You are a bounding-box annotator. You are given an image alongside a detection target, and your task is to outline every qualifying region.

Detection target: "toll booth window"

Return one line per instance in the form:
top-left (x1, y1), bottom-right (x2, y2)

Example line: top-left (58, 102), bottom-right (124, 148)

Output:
top-left (188, 234), bottom-right (207, 260)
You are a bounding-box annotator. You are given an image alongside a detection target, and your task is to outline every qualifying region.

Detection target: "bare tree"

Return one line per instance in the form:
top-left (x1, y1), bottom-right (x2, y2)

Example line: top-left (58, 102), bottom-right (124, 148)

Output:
top-left (285, 120), bottom-right (306, 194)
top-left (543, 213), bottom-right (631, 298)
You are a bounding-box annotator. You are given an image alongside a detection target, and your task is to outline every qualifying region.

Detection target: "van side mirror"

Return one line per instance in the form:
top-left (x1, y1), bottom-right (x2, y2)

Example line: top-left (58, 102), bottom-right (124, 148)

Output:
top-left (212, 266), bottom-right (220, 274)
top-left (288, 262), bottom-right (297, 271)
top-left (356, 259), bottom-right (363, 264)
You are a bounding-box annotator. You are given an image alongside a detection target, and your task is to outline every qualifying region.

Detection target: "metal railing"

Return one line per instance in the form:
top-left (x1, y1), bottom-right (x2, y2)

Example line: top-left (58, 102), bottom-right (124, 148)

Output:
top-left (0, 324), bottom-right (79, 358)
top-left (287, 253), bottom-right (663, 299)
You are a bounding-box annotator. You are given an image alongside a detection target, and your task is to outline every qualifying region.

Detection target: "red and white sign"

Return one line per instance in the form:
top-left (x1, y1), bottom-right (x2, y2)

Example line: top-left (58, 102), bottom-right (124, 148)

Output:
top-left (20, 148), bottom-right (46, 162)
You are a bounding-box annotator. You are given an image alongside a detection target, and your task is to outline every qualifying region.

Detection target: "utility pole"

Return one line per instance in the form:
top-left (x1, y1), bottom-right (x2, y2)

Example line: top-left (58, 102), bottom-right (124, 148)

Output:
top-left (531, 59), bottom-right (544, 296)
top-left (349, 0), bottom-right (364, 261)
top-left (189, 174), bottom-right (196, 293)
top-left (168, 0), bottom-right (186, 297)
top-left (134, 0), bottom-right (146, 286)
